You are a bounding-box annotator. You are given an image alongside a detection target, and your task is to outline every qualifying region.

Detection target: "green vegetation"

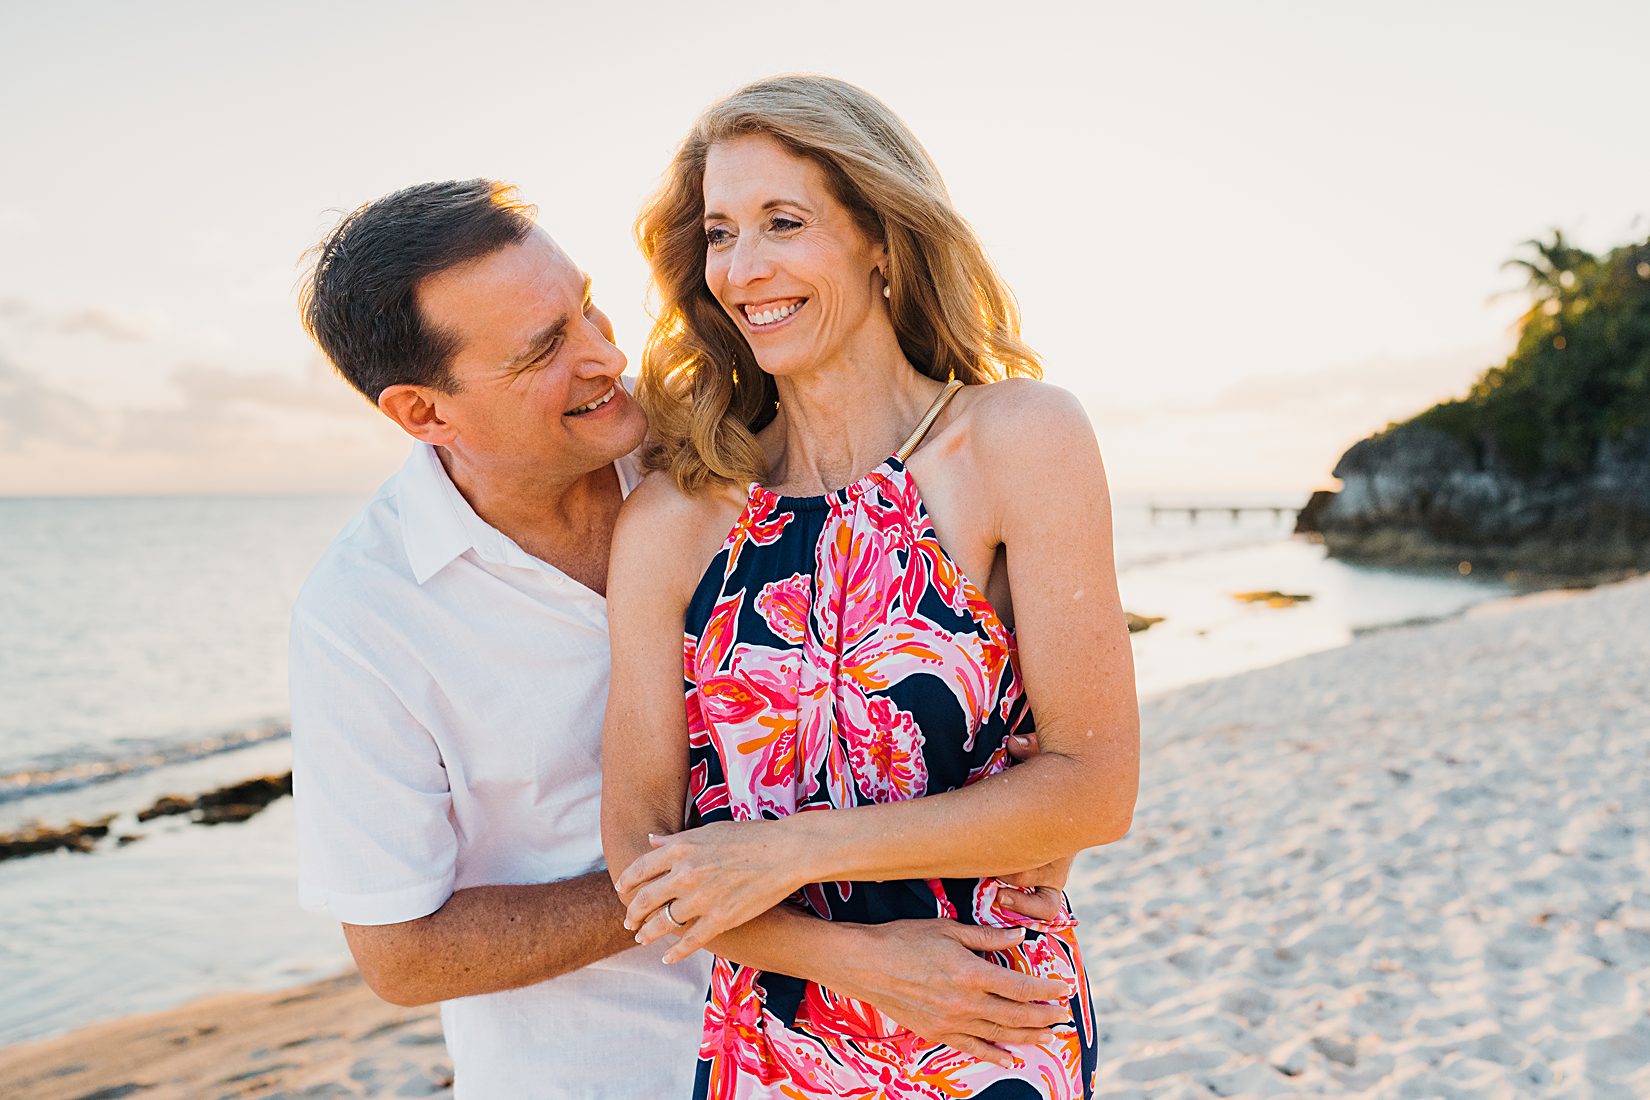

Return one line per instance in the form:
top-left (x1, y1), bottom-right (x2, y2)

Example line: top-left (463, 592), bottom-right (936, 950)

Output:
top-left (1407, 229), bottom-right (1650, 476)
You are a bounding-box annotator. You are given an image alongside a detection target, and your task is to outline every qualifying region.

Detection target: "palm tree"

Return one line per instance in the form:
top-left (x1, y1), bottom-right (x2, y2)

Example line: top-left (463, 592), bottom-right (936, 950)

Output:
top-left (1501, 229), bottom-right (1597, 330)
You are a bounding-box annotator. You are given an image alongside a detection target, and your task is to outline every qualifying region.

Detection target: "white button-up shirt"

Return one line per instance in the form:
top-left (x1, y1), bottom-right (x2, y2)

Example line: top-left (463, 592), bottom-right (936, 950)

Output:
top-left (290, 442), bottom-right (708, 1099)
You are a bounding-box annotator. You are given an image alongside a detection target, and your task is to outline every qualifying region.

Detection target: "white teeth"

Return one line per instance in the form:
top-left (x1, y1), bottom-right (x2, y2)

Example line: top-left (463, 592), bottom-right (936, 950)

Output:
top-left (745, 301), bottom-right (801, 327)
top-left (571, 385), bottom-right (616, 414)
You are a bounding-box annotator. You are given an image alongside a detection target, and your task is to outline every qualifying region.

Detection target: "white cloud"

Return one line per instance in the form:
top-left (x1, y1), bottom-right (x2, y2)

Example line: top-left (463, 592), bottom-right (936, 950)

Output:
top-left (0, 296), bottom-right (157, 342)
top-left (0, 357), bottom-right (106, 449)
top-left (0, 355), bottom-right (405, 495)
top-left (166, 361), bottom-right (370, 420)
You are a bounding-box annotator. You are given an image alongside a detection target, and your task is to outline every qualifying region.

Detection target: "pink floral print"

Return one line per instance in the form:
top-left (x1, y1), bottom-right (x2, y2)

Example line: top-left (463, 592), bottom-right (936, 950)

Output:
top-left (682, 457), bottom-right (1096, 1098)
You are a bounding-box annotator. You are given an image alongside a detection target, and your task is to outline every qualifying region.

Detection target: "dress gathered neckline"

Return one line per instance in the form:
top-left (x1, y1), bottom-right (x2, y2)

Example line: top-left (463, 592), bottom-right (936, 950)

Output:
top-left (748, 454), bottom-right (906, 512)
top-left (747, 377), bottom-right (964, 513)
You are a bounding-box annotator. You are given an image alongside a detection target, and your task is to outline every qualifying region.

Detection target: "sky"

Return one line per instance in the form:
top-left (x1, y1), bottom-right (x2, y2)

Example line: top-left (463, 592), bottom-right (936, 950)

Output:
top-left (1, 0), bottom-right (1646, 497)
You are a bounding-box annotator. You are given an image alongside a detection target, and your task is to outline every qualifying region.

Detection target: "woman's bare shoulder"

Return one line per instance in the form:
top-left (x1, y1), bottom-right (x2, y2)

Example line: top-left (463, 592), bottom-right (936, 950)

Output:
top-left (960, 377), bottom-right (1090, 435)
top-left (946, 377), bottom-right (1098, 477)
top-left (612, 471), bottom-right (749, 599)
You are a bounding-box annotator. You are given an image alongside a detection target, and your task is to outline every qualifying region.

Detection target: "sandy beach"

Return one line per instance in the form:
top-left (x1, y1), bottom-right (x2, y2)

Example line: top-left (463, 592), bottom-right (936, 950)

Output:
top-left (0, 973), bottom-right (447, 1099)
top-left (4, 574), bottom-right (1646, 1098)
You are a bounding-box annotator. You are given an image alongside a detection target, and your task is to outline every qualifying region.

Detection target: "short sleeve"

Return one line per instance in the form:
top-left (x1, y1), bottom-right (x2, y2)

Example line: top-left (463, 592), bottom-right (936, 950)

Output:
top-left (289, 609), bottom-right (457, 926)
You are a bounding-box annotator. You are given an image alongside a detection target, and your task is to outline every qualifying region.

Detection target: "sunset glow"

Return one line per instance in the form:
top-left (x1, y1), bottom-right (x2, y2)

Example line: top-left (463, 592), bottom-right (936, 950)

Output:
top-left (2, 0), bottom-right (1646, 496)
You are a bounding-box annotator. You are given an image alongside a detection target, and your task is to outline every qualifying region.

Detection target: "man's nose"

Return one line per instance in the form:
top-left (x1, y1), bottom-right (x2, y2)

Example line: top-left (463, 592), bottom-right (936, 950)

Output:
top-left (580, 335), bottom-right (627, 379)
top-left (578, 311), bottom-right (628, 377)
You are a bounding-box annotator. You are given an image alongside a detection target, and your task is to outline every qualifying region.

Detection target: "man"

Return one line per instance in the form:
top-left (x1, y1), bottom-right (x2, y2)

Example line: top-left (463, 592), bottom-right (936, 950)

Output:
top-left (291, 180), bottom-right (1072, 1098)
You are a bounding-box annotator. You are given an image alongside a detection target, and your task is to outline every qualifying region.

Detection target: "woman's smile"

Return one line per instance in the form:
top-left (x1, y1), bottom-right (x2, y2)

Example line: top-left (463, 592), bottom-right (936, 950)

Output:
top-left (739, 297), bottom-right (808, 331)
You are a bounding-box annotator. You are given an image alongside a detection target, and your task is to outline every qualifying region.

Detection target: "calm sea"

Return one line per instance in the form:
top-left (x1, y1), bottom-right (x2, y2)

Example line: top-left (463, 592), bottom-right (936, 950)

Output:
top-left (0, 487), bottom-right (1509, 1045)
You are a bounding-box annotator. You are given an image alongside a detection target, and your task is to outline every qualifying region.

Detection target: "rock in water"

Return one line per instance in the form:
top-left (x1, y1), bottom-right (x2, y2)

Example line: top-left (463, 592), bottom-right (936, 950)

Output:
top-left (137, 773), bottom-right (294, 827)
top-left (0, 815), bottom-right (116, 862)
top-left (1294, 489), bottom-right (1336, 535)
top-left (1233, 591), bottom-right (1312, 608)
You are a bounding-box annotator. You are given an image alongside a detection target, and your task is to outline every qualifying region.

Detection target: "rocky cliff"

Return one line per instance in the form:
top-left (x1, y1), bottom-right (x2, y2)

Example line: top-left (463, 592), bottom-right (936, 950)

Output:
top-left (1296, 230), bottom-right (1650, 579)
top-left (1297, 423), bottom-right (1650, 576)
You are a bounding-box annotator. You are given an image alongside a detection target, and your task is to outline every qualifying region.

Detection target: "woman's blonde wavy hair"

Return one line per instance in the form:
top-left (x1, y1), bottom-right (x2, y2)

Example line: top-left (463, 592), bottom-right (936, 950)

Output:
top-left (636, 74), bottom-right (1043, 493)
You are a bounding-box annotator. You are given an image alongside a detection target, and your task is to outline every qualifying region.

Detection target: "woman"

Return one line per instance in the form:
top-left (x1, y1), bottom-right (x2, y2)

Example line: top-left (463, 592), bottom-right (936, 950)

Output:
top-left (602, 76), bottom-right (1139, 1098)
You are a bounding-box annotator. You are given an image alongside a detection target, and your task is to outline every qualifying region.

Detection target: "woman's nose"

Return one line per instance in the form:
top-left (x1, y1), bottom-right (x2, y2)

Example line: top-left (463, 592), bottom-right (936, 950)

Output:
top-left (727, 237), bottom-right (772, 287)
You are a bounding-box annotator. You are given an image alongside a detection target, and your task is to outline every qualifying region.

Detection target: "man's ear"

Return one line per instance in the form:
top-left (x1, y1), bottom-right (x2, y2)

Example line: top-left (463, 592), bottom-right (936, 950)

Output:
top-left (378, 384), bottom-right (457, 445)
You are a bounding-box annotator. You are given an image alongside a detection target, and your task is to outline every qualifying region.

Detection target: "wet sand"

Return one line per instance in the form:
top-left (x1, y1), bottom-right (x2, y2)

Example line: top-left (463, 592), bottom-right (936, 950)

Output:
top-left (0, 973), bottom-right (446, 1099)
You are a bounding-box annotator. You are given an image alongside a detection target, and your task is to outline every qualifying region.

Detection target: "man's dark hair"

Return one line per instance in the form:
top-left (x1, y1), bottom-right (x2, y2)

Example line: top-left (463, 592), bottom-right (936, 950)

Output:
top-left (300, 179), bottom-right (538, 401)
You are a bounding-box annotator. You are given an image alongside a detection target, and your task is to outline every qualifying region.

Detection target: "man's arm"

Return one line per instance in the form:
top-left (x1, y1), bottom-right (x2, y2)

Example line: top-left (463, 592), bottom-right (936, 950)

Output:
top-left (291, 609), bottom-right (634, 1006)
top-left (344, 860), bottom-right (1072, 1057)
top-left (342, 874), bottom-right (632, 1007)
top-left (706, 907), bottom-right (1073, 1068)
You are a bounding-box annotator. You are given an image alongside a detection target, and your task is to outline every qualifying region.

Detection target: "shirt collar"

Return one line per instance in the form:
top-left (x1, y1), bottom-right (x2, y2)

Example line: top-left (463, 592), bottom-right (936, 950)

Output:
top-left (398, 443), bottom-right (478, 585)
top-left (397, 442), bottom-right (641, 586)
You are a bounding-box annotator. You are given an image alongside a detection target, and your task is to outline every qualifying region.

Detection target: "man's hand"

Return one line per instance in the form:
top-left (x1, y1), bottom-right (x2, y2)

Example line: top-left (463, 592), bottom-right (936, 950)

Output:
top-left (995, 860), bottom-right (1075, 923)
top-left (995, 731), bottom-right (1075, 923)
top-left (828, 920), bottom-right (1074, 1068)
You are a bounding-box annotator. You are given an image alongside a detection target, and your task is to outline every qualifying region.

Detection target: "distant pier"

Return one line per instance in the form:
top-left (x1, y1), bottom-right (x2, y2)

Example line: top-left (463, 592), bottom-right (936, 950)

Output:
top-left (1148, 503), bottom-right (1296, 525)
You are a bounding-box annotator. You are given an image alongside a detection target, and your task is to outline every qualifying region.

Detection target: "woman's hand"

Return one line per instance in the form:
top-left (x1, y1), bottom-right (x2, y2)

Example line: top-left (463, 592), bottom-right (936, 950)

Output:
top-left (616, 819), bottom-right (807, 963)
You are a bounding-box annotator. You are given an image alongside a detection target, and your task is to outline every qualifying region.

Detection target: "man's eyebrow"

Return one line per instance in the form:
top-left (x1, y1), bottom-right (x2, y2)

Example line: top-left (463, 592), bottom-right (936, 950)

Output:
top-left (510, 318), bottom-right (567, 368)
top-left (508, 275), bottom-right (593, 367)
top-left (703, 199), bottom-right (814, 221)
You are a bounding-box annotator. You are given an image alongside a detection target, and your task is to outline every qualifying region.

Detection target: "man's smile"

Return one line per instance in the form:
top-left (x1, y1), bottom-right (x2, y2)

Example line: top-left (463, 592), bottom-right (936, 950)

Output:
top-left (565, 383), bottom-right (619, 417)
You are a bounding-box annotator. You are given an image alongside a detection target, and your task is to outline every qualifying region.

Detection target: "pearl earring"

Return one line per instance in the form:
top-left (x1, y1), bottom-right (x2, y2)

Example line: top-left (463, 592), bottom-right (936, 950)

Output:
top-left (883, 285), bottom-right (891, 299)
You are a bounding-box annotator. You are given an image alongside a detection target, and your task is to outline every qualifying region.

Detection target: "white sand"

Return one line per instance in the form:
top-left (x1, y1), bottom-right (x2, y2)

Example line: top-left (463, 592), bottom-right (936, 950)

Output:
top-left (1068, 574), bottom-right (1650, 1098)
top-left (3, 574), bottom-right (1646, 1098)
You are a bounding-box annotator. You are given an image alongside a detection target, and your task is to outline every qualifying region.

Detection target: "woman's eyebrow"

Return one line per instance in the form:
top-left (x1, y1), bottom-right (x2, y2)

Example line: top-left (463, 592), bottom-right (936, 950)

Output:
top-left (703, 198), bottom-right (814, 221)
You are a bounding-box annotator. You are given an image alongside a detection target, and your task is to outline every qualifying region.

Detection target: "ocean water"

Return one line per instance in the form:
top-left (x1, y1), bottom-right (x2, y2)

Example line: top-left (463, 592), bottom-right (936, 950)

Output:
top-left (0, 487), bottom-right (1511, 1046)
top-left (0, 495), bottom-right (364, 802)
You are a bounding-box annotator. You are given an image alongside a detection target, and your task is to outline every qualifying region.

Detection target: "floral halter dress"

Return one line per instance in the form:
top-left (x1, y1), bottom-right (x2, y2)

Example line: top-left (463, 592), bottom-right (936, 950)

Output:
top-left (681, 381), bottom-right (1097, 1099)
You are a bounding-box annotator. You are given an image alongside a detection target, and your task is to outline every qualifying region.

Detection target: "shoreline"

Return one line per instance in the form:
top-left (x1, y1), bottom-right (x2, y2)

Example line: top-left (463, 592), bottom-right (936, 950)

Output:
top-left (3, 571), bottom-right (1647, 1096)
top-left (1, 533), bottom-right (1522, 842)
top-left (0, 556), bottom-right (1515, 863)
top-left (0, 772), bottom-right (293, 863)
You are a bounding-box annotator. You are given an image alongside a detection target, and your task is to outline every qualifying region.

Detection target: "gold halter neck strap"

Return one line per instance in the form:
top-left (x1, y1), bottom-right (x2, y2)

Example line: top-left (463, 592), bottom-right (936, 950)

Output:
top-left (895, 378), bottom-right (964, 462)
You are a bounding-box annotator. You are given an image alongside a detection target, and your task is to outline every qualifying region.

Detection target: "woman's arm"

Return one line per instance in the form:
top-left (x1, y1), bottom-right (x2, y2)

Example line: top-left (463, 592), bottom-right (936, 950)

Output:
top-left (599, 475), bottom-right (715, 888)
top-left (620, 382), bottom-right (1140, 959)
